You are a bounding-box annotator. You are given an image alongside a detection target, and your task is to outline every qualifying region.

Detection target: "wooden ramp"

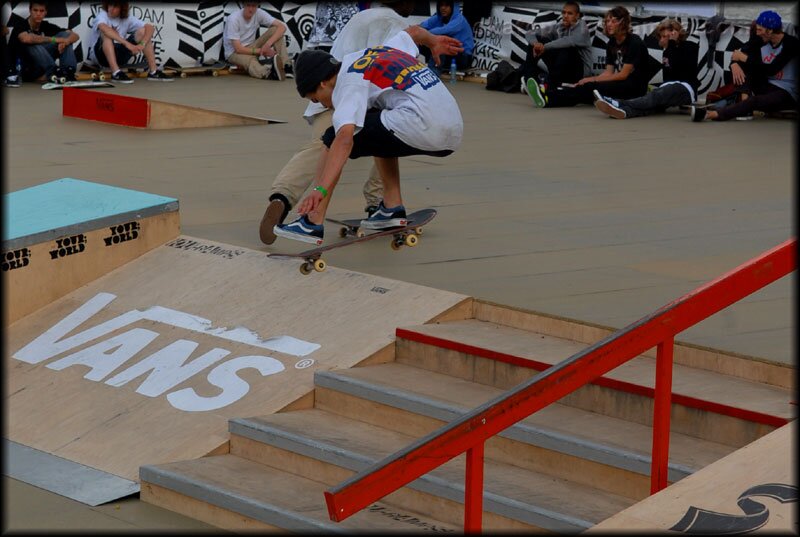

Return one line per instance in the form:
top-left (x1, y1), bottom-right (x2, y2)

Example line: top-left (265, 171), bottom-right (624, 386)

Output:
top-left (588, 420), bottom-right (797, 533)
top-left (62, 87), bottom-right (284, 129)
top-left (3, 178), bottom-right (179, 325)
top-left (5, 235), bottom-right (468, 499)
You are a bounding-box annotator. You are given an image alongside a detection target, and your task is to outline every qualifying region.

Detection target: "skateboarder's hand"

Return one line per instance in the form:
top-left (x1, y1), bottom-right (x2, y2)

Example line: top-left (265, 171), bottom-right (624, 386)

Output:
top-left (260, 44), bottom-right (277, 58)
top-left (429, 35), bottom-right (463, 66)
top-left (297, 190), bottom-right (324, 215)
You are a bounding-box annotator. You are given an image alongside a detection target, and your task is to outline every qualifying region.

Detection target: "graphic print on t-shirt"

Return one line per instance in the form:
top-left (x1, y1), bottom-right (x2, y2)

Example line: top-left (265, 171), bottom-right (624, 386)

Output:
top-left (347, 46), bottom-right (440, 91)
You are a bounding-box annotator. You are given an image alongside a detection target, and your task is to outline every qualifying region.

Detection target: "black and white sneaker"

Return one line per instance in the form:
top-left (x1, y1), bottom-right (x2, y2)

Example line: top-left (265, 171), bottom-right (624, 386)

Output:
top-left (690, 106), bottom-right (707, 122)
top-left (147, 69), bottom-right (174, 82)
top-left (111, 70), bottom-right (133, 84)
top-left (3, 74), bottom-right (21, 87)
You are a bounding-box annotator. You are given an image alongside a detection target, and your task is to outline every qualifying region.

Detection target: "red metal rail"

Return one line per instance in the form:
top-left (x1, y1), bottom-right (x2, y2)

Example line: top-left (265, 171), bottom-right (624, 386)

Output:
top-left (324, 238), bottom-right (795, 532)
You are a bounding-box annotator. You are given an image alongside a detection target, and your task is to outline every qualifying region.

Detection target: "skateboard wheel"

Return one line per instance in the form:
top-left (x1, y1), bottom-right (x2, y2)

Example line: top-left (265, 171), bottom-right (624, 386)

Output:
top-left (405, 234), bottom-right (418, 247)
top-left (212, 70), bottom-right (219, 77)
top-left (99, 74), bottom-right (106, 81)
top-left (299, 262), bottom-right (313, 275)
top-left (339, 227), bottom-right (348, 238)
top-left (59, 77), bottom-right (66, 84)
top-left (391, 239), bottom-right (403, 251)
top-left (90, 73), bottom-right (97, 80)
top-left (356, 229), bottom-right (366, 238)
top-left (313, 259), bottom-right (326, 272)
top-left (415, 227), bottom-right (424, 235)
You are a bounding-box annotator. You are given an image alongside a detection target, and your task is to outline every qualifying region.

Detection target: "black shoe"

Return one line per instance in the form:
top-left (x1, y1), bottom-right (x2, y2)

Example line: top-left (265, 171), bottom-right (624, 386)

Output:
top-left (259, 198), bottom-right (286, 245)
top-left (147, 69), bottom-right (174, 82)
top-left (690, 106), bottom-right (707, 122)
top-left (111, 70), bottom-right (133, 84)
top-left (65, 67), bottom-right (77, 82)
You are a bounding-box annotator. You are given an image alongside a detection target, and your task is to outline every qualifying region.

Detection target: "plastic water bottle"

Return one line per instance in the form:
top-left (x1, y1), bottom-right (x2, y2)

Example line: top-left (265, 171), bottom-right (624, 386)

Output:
top-left (449, 58), bottom-right (457, 85)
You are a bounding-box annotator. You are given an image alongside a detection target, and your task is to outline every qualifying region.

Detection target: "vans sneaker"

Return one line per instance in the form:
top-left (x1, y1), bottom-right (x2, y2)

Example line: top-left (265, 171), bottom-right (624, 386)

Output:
top-left (111, 70), bottom-right (133, 84)
top-left (525, 77), bottom-right (547, 108)
top-left (593, 90), bottom-right (626, 119)
top-left (360, 201), bottom-right (407, 230)
top-left (148, 69), bottom-right (174, 82)
top-left (274, 215), bottom-right (324, 245)
top-left (3, 74), bottom-right (21, 87)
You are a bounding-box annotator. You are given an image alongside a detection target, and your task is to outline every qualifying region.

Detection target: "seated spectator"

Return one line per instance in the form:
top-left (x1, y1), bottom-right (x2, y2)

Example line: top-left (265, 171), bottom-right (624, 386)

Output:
top-left (594, 18), bottom-right (698, 119)
top-left (10, 1), bottom-right (79, 83)
top-left (692, 10), bottom-right (797, 121)
top-left (419, 0), bottom-right (474, 73)
top-left (86, 0), bottom-right (173, 83)
top-left (223, 1), bottom-right (288, 81)
top-left (519, 1), bottom-right (592, 90)
top-left (526, 6), bottom-right (650, 108)
top-left (2, 23), bottom-right (21, 87)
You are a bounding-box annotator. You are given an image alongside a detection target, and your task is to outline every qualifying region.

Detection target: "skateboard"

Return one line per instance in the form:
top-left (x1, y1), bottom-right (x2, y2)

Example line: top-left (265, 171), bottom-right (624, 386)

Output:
top-left (42, 80), bottom-right (114, 90)
top-left (164, 61), bottom-right (234, 78)
top-left (79, 61), bottom-right (149, 81)
top-left (269, 208), bottom-right (436, 275)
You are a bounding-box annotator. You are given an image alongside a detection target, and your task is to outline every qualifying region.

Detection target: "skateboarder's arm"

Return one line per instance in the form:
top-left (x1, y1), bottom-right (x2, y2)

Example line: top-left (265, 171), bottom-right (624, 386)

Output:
top-left (404, 25), bottom-right (463, 66)
top-left (297, 124), bottom-right (355, 216)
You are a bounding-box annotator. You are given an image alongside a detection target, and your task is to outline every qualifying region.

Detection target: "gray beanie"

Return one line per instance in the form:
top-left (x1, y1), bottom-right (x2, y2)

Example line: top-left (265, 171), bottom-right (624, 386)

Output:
top-left (295, 49), bottom-right (341, 97)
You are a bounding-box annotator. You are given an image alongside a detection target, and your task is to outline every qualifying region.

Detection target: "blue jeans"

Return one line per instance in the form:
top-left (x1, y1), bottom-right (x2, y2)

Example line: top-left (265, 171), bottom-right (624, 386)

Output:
top-left (21, 31), bottom-right (76, 80)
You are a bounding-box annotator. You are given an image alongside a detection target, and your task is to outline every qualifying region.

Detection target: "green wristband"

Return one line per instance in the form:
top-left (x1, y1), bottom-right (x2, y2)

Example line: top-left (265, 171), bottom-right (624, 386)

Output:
top-left (51, 37), bottom-right (56, 44)
top-left (314, 186), bottom-right (328, 198)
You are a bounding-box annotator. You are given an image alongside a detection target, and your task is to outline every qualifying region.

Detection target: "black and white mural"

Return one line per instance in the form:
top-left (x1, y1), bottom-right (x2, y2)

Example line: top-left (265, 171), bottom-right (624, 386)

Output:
top-left (1, 1), bottom-right (775, 98)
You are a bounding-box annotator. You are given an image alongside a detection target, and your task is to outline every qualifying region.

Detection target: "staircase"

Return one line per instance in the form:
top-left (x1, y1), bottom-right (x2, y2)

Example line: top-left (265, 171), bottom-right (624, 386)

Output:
top-left (140, 300), bottom-right (794, 532)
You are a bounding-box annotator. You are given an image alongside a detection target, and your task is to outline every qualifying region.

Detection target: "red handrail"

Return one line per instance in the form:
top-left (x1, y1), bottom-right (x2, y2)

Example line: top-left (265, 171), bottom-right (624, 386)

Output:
top-left (324, 238), bottom-right (796, 531)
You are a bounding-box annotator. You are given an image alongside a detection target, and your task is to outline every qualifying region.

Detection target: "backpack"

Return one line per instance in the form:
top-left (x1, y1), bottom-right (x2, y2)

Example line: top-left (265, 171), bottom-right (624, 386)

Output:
top-left (486, 60), bottom-right (521, 93)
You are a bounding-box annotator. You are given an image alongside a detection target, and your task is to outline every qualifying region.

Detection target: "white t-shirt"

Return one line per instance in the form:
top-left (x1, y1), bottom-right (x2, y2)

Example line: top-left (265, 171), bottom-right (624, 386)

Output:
top-left (304, 7), bottom-right (409, 121)
top-left (223, 8), bottom-right (276, 60)
top-left (87, 9), bottom-right (146, 64)
top-left (331, 31), bottom-right (463, 152)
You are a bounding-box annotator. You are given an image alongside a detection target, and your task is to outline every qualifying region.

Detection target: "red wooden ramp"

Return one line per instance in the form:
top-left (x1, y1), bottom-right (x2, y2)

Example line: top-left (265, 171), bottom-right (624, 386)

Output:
top-left (62, 87), bottom-right (282, 129)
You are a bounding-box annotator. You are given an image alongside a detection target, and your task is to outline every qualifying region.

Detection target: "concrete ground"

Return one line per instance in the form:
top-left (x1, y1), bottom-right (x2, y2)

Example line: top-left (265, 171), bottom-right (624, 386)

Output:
top-left (3, 71), bottom-right (795, 531)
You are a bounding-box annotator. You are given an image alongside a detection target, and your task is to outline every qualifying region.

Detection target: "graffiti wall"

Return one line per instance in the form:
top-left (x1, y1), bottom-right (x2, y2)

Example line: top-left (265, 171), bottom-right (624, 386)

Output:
top-left (2, 1), bottom-right (768, 96)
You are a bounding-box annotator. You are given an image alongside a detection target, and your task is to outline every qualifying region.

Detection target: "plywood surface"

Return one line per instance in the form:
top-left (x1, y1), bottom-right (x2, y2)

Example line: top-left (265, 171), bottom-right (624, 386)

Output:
top-left (588, 421), bottom-right (796, 533)
top-left (5, 235), bottom-right (466, 481)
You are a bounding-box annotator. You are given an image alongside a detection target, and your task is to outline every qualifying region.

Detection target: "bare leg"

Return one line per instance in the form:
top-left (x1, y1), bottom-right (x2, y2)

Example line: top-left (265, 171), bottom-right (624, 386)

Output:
top-left (102, 37), bottom-right (120, 72)
top-left (374, 157), bottom-right (402, 207)
top-left (137, 27), bottom-right (158, 72)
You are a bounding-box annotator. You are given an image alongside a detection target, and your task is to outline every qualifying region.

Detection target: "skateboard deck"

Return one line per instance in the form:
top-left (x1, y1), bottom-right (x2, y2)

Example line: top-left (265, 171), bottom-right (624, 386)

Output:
top-left (164, 61), bottom-right (234, 78)
top-left (269, 208), bottom-right (436, 275)
top-left (42, 80), bottom-right (114, 90)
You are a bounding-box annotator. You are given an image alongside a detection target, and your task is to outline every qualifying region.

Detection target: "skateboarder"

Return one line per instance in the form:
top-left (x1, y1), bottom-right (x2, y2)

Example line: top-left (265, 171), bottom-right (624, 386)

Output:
top-left (273, 28), bottom-right (463, 244)
top-left (9, 1), bottom-right (80, 83)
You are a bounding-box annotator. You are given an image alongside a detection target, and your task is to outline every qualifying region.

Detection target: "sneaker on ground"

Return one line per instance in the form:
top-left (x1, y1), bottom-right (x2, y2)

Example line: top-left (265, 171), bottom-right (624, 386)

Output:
top-left (147, 69), bottom-right (174, 82)
top-left (111, 70), bottom-right (133, 84)
top-left (273, 55), bottom-right (285, 81)
top-left (360, 201), bottom-right (407, 230)
top-left (520, 76), bottom-right (527, 94)
top-left (690, 105), bottom-right (707, 122)
top-left (734, 114), bottom-right (754, 121)
top-left (525, 77), bottom-right (546, 108)
top-left (4, 74), bottom-right (21, 87)
top-left (274, 215), bottom-right (324, 245)
top-left (259, 198), bottom-right (286, 245)
top-left (594, 93), bottom-right (626, 119)
top-left (65, 69), bottom-right (77, 82)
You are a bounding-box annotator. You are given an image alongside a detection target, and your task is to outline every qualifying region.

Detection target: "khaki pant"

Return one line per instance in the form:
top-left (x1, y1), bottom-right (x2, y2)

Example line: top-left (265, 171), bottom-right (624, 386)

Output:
top-left (270, 108), bottom-right (383, 209)
top-left (227, 27), bottom-right (289, 79)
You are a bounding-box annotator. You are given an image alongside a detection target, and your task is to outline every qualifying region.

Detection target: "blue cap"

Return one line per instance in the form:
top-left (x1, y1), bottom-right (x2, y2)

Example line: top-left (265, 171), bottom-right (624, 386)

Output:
top-left (756, 10), bottom-right (782, 30)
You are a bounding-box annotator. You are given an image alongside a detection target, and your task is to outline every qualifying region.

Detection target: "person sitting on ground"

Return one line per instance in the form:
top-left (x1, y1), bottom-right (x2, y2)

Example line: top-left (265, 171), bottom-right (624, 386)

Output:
top-left (418, 0), bottom-right (474, 74)
top-left (223, 1), bottom-right (288, 81)
top-left (2, 23), bottom-right (22, 87)
top-left (526, 5), bottom-right (650, 108)
top-left (691, 10), bottom-right (798, 122)
top-left (272, 29), bottom-right (464, 245)
top-left (259, 0), bottom-right (462, 245)
top-left (594, 18), bottom-right (698, 119)
top-left (9, 1), bottom-right (80, 84)
top-left (519, 1), bottom-right (592, 91)
top-left (86, 0), bottom-right (173, 83)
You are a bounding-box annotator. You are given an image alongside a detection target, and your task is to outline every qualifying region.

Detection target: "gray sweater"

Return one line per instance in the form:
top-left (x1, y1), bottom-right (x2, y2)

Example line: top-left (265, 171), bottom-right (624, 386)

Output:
top-left (525, 18), bottom-right (593, 77)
